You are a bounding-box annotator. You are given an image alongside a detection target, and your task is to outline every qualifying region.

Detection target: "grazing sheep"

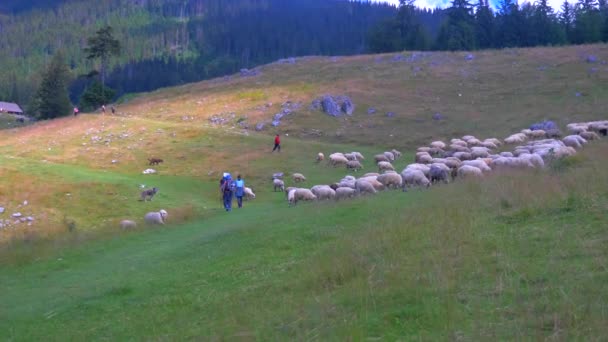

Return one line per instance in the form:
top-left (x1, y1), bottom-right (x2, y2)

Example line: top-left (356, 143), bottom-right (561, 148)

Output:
top-left (292, 173), bottom-right (307, 183)
top-left (288, 188), bottom-right (317, 206)
top-left (457, 165), bottom-right (483, 178)
top-left (335, 187), bottom-right (357, 200)
top-left (244, 187), bottom-right (256, 200)
top-left (428, 147), bottom-right (446, 156)
top-left (362, 172), bottom-right (380, 177)
top-left (329, 154), bottom-right (349, 167)
top-left (401, 169), bottom-right (430, 191)
top-left (481, 141), bottom-right (498, 149)
top-left (462, 160), bottom-right (492, 172)
top-left (329, 152), bottom-right (345, 159)
top-left (567, 125), bottom-right (587, 134)
top-left (404, 163), bottom-right (431, 177)
top-left (545, 129), bottom-right (562, 138)
top-left (377, 172), bottom-right (403, 189)
top-left (383, 151), bottom-right (395, 161)
top-left (351, 151), bottom-right (365, 161)
top-left (285, 186), bottom-right (298, 198)
top-left (563, 135), bottom-right (587, 148)
top-left (518, 153), bottom-right (545, 168)
top-left (273, 178), bottom-right (285, 192)
top-left (466, 138), bottom-right (483, 146)
top-left (344, 153), bottom-right (357, 161)
top-left (484, 138), bottom-right (502, 146)
top-left (429, 165), bottom-right (449, 184)
top-left (430, 141), bottom-right (446, 149)
top-left (144, 209), bottom-right (168, 225)
top-left (316, 152), bottom-right (325, 163)
top-left (579, 131), bottom-right (600, 141)
top-left (527, 129), bottom-right (547, 139)
top-left (358, 176), bottom-right (385, 191)
top-left (391, 149), bottom-right (402, 158)
top-left (416, 153), bottom-right (433, 164)
top-left (462, 135), bottom-right (476, 141)
top-left (377, 161), bottom-right (395, 172)
top-left (499, 152), bottom-right (514, 157)
top-left (449, 144), bottom-right (470, 152)
top-left (451, 139), bottom-right (468, 147)
top-left (120, 220), bottom-right (137, 230)
top-left (355, 179), bottom-right (377, 194)
top-left (311, 185), bottom-right (336, 200)
top-left (470, 147), bottom-right (490, 159)
top-left (504, 133), bottom-right (527, 144)
top-left (452, 152), bottom-right (473, 161)
top-left (417, 146), bottom-right (431, 153)
top-left (140, 187), bottom-right (158, 201)
top-left (346, 160), bottom-right (363, 171)
top-left (374, 154), bottom-right (390, 163)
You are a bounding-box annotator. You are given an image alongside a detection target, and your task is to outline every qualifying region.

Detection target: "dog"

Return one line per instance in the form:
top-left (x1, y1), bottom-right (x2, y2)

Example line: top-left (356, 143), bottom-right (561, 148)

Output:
top-left (148, 158), bottom-right (164, 166)
top-left (140, 187), bottom-right (158, 201)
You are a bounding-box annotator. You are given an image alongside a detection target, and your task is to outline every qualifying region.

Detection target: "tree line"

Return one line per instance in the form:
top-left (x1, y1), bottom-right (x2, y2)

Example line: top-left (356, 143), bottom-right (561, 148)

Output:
top-left (369, 0), bottom-right (608, 52)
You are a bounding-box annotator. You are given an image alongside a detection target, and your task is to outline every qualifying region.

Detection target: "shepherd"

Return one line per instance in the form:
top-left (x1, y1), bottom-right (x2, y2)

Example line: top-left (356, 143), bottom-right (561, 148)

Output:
top-left (272, 134), bottom-right (281, 152)
top-left (220, 173), bottom-right (235, 212)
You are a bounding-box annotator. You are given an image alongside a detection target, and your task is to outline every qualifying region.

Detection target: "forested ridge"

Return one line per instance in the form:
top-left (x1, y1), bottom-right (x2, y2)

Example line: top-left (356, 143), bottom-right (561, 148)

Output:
top-left (0, 0), bottom-right (396, 108)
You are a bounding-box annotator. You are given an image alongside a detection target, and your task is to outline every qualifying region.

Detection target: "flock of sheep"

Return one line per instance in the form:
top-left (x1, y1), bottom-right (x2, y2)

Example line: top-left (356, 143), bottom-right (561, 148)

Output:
top-left (273, 119), bottom-right (607, 206)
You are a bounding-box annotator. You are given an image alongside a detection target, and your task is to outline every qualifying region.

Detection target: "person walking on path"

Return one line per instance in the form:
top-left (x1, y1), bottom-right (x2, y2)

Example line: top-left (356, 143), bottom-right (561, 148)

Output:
top-left (111, 106), bottom-right (116, 114)
top-left (101, 105), bottom-right (106, 114)
top-left (272, 134), bottom-right (281, 152)
top-left (220, 173), bottom-right (235, 212)
top-left (73, 107), bottom-right (79, 116)
top-left (235, 175), bottom-right (245, 208)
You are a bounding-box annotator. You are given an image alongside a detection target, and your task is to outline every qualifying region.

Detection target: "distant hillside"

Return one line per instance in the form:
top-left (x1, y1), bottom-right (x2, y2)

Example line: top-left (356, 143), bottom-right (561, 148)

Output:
top-left (0, 0), bottom-right (395, 107)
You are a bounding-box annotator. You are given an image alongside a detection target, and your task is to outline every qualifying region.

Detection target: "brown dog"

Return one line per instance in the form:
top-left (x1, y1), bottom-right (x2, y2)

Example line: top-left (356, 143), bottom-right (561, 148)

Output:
top-left (148, 158), bottom-right (164, 165)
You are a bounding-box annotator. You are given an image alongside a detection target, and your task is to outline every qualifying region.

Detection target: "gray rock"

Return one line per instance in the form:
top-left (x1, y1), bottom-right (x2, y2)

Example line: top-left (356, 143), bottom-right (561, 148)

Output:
top-left (576, 92), bottom-right (582, 97)
top-left (271, 120), bottom-right (281, 127)
top-left (255, 122), bottom-right (266, 131)
top-left (0, 207), bottom-right (4, 214)
top-left (12, 212), bottom-right (22, 218)
top-left (277, 57), bottom-right (296, 64)
top-left (367, 107), bottom-right (376, 115)
top-left (386, 112), bottom-right (396, 118)
top-left (240, 68), bottom-right (260, 77)
top-left (465, 54), bottom-right (475, 61)
top-left (340, 97), bottom-right (355, 116)
top-left (321, 96), bottom-right (341, 117)
top-left (273, 113), bottom-right (285, 121)
top-left (432, 113), bottom-right (444, 121)
top-left (26, 216), bottom-right (34, 222)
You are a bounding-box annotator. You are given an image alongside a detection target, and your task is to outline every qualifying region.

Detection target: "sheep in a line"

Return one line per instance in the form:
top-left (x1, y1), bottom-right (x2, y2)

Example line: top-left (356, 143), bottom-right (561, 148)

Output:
top-left (401, 169), bottom-right (430, 191)
top-left (429, 165), bottom-right (450, 184)
top-left (144, 210), bottom-right (168, 225)
top-left (120, 220), bottom-right (137, 230)
top-left (346, 160), bottom-right (364, 171)
top-left (329, 154), bottom-right (349, 167)
top-left (383, 151), bottom-right (395, 161)
top-left (335, 187), bottom-right (357, 200)
top-left (316, 152), bottom-right (325, 163)
top-left (288, 188), bottom-right (317, 206)
top-left (374, 154), bottom-right (390, 163)
top-left (377, 172), bottom-right (403, 189)
top-left (311, 185), bottom-right (336, 200)
top-left (273, 178), bottom-right (285, 192)
top-left (377, 161), bottom-right (395, 172)
top-left (357, 176), bottom-right (385, 191)
top-left (457, 165), bottom-right (483, 178)
top-left (563, 135), bottom-right (587, 149)
top-left (292, 173), bottom-right (307, 183)
top-left (579, 131), bottom-right (600, 141)
top-left (355, 179), bottom-right (378, 194)
top-left (391, 149), bottom-right (402, 158)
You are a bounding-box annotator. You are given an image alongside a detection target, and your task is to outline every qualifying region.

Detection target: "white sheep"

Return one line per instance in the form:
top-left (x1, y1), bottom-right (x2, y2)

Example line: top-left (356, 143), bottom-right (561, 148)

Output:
top-left (329, 154), bottom-right (349, 167)
top-left (335, 187), bottom-right (357, 200)
top-left (563, 135), bottom-right (587, 148)
top-left (404, 163), bottom-right (431, 177)
top-left (377, 172), bottom-right (403, 189)
top-left (499, 152), bottom-right (514, 157)
top-left (273, 178), bottom-right (285, 192)
top-left (120, 220), bottom-right (137, 230)
top-left (391, 149), bottom-right (402, 158)
top-left (451, 139), bottom-right (468, 147)
top-left (383, 151), bottom-right (395, 161)
top-left (430, 141), bottom-right (446, 149)
top-left (452, 152), bottom-right (473, 161)
top-left (346, 160), bottom-right (363, 171)
top-left (401, 169), bottom-right (430, 191)
top-left (377, 161), bottom-right (395, 172)
top-left (579, 131), bottom-right (600, 141)
top-left (374, 154), bottom-right (390, 163)
top-left (484, 138), bottom-right (502, 146)
top-left (244, 187), bottom-right (256, 200)
top-left (362, 172), bottom-right (380, 177)
top-left (144, 209), bottom-right (168, 225)
top-left (457, 165), bottom-right (483, 178)
top-left (351, 151), bottom-right (365, 161)
top-left (344, 153), bottom-right (357, 161)
top-left (449, 144), bottom-right (470, 152)
top-left (462, 160), bottom-right (492, 172)
top-left (311, 185), bottom-right (336, 200)
top-left (416, 146), bottom-right (431, 153)
top-left (288, 188), bottom-right (317, 206)
top-left (358, 176), bottom-right (385, 191)
top-left (462, 135), bottom-right (476, 141)
top-left (316, 152), bottom-right (325, 163)
top-left (470, 146), bottom-right (490, 159)
top-left (292, 173), bottom-right (307, 182)
top-left (416, 153), bottom-right (433, 164)
top-left (355, 179), bottom-right (377, 194)
top-left (466, 138), bottom-right (483, 146)
top-left (518, 153), bottom-right (545, 168)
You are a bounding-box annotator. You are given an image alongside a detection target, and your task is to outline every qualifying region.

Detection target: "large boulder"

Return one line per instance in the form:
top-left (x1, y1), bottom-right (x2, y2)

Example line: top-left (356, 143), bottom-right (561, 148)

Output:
top-left (313, 95), bottom-right (355, 117)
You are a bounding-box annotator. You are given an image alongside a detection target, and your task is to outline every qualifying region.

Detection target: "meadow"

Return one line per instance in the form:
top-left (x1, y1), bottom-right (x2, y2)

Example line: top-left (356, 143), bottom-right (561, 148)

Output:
top-left (0, 44), bottom-right (607, 339)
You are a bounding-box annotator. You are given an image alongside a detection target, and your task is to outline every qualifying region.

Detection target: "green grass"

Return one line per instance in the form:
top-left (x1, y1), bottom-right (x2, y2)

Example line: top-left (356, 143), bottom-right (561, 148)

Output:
top-left (1, 44), bottom-right (608, 339)
top-left (1, 143), bottom-right (607, 339)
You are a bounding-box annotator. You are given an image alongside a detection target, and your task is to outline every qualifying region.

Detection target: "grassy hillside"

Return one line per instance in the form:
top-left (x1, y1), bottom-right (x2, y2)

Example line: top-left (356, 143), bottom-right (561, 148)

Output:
top-left (0, 45), bottom-right (607, 338)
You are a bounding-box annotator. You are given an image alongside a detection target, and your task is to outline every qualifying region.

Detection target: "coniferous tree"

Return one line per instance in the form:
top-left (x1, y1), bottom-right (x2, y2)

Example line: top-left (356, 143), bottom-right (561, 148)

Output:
top-left (574, 0), bottom-right (603, 43)
top-left (84, 26), bottom-right (121, 92)
top-left (560, 0), bottom-right (575, 42)
top-left (436, 0), bottom-right (477, 50)
top-left (475, 0), bottom-right (495, 49)
top-left (32, 52), bottom-right (72, 120)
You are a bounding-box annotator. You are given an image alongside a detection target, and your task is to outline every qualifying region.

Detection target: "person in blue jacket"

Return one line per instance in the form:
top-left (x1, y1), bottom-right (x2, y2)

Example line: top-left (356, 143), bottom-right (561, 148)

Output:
top-left (235, 175), bottom-right (245, 208)
top-left (220, 173), bottom-right (235, 212)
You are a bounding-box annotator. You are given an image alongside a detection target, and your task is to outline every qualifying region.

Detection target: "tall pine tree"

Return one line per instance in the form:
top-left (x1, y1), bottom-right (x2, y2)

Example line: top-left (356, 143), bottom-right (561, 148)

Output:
top-left (475, 0), bottom-right (495, 49)
top-left (32, 52), bottom-right (72, 120)
top-left (436, 0), bottom-right (476, 50)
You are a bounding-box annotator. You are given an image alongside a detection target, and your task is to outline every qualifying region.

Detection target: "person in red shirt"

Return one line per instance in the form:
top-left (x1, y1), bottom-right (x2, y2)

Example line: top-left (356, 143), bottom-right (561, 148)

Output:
top-left (272, 134), bottom-right (281, 152)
